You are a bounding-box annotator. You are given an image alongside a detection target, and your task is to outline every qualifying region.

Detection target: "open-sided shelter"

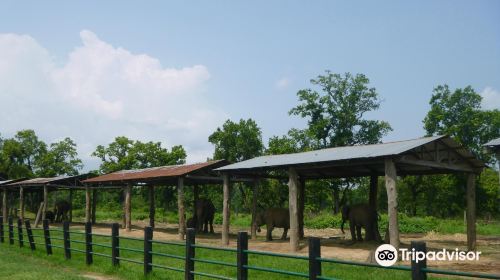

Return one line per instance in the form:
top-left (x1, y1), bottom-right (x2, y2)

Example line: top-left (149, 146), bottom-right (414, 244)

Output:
top-left (484, 137), bottom-right (500, 185)
top-left (3, 174), bottom-right (92, 226)
top-left (215, 135), bottom-right (485, 252)
top-left (82, 160), bottom-right (229, 237)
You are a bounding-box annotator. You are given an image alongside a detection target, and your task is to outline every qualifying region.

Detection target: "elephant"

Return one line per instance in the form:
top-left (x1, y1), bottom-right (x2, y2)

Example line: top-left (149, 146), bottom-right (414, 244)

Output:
top-left (190, 198), bottom-right (215, 233)
top-left (254, 208), bottom-right (289, 241)
top-left (45, 210), bottom-right (55, 223)
top-left (54, 200), bottom-right (71, 223)
top-left (341, 203), bottom-right (381, 242)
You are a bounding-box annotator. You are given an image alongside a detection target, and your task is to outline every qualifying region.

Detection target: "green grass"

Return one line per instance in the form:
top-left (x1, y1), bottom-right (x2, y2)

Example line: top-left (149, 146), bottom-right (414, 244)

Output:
top-left (0, 224), bottom-right (468, 280)
top-left (0, 245), bottom-right (85, 280)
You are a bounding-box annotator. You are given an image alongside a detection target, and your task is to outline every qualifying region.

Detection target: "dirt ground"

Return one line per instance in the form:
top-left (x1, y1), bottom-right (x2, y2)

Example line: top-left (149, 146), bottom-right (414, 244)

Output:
top-left (67, 220), bottom-right (500, 276)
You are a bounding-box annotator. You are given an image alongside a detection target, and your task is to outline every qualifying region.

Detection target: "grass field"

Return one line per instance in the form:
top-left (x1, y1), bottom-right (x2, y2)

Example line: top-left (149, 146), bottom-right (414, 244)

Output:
top-left (0, 224), bottom-right (467, 280)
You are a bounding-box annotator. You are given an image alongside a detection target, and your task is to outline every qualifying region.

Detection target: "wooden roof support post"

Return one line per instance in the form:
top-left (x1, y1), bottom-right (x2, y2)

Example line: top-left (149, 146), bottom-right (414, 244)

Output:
top-left (193, 184), bottom-right (199, 218)
top-left (19, 187), bottom-right (24, 222)
top-left (251, 178), bottom-right (259, 240)
top-left (68, 189), bottom-right (73, 222)
top-left (91, 189), bottom-right (97, 224)
top-left (366, 175), bottom-right (379, 241)
top-left (149, 185), bottom-right (155, 228)
top-left (385, 158), bottom-right (400, 249)
top-left (466, 173), bottom-right (476, 251)
top-left (298, 177), bottom-right (305, 239)
top-left (85, 186), bottom-right (91, 223)
top-left (124, 185), bottom-right (132, 231)
top-left (42, 185), bottom-right (48, 221)
top-left (177, 177), bottom-right (186, 240)
top-left (222, 173), bottom-right (231, 245)
top-left (288, 167), bottom-right (299, 252)
top-left (2, 189), bottom-right (7, 220)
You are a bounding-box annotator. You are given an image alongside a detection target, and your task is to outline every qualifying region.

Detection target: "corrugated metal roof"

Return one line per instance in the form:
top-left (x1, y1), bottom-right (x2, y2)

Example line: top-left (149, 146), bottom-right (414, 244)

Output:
top-left (83, 160), bottom-right (226, 184)
top-left (8, 176), bottom-right (69, 185)
top-left (484, 138), bottom-right (500, 147)
top-left (215, 135), bottom-right (483, 171)
top-left (0, 179), bottom-right (20, 186)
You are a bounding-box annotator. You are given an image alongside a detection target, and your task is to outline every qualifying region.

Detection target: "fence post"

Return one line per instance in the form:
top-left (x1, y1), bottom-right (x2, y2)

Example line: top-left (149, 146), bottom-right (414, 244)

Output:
top-left (43, 219), bottom-right (52, 255)
top-left (25, 220), bottom-right (35, 251)
top-left (17, 218), bottom-right (23, 247)
top-left (85, 222), bottom-right (93, 265)
top-left (144, 226), bottom-right (153, 275)
top-left (0, 216), bottom-right (4, 243)
top-left (8, 217), bottom-right (14, 245)
top-left (237, 232), bottom-right (248, 280)
top-left (309, 237), bottom-right (322, 280)
top-left (185, 228), bottom-right (195, 280)
top-left (411, 241), bottom-right (427, 280)
top-left (63, 221), bottom-right (71, 259)
top-left (111, 223), bottom-right (120, 266)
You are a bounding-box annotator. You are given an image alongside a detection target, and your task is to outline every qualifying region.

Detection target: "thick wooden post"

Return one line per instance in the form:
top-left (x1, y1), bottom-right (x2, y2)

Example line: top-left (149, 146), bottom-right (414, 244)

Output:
top-left (222, 173), bottom-right (231, 245)
top-left (144, 226), bottom-right (153, 275)
top-left (17, 218), bottom-right (23, 247)
top-left (124, 185), bottom-right (132, 231)
top-left (19, 187), bottom-right (24, 222)
top-left (411, 241), bottom-right (427, 280)
top-left (288, 167), bottom-right (299, 252)
top-left (68, 189), bottom-right (73, 222)
top-left (2, 190), bottom-right (7, 222)
top-left (91, 189), bottom-right (97, 224)
top-left (111, 223), bottom-right (120, 266)
top-left (385, 158), bottom-right (400, 249)
top-left (177, 177), bottom-right (186, 240)
top-left (8, 217), bottom-right (13, 245)
top-left (367, 175), bottom-right (379, 241)
top-left (309, 237), bottom-right (322, 280)
top-left (237, 231), bottom-right (249, 280)
top-left (42, 185), bottom-right (48, 221)
top-left (85, 222), bottom-right (93, 265)
top-left (85, 186), bottom-right (91, 223)
top-left (193, 184), bottom-right (199, 217)
top-left (298, 177), bottom-right (305, 239)
top-left (0, 216), bottom-right (3, 243)
top-left (43, 219), bottom-right (52, 255)
top-left (251, 179), bottom-right (259, 239)
top-left (185, 228), bottom-right (196, 280)
top-left (63, 221), bottom-right (71, 259)
top-left (25, 220), bottom-right (35, 251)
top-left (148, 185), bottom-right (155, 228)
top-left (466, 173), bottom-right (476, 251)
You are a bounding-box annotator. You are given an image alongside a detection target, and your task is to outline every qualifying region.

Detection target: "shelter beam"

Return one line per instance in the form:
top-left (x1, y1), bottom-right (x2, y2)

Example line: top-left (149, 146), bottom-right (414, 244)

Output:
top-left (385, 158), bottom-right (400, 249)
top-left (288, 167), bottom-right (299, 252)
top-left (222, 174), bottom-right (231, 245)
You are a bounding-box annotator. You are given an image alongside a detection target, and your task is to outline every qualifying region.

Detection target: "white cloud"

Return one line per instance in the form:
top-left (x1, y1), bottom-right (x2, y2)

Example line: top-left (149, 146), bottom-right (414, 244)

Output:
top-left (275, 77), bottom-right (290, 90)
top-left (480, 87), bottom-right (500, 110)
top-left (0, 30), bottom-right (225, 170)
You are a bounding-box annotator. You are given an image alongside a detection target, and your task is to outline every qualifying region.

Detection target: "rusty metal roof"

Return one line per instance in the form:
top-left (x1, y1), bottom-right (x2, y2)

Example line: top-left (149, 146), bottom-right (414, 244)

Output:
top-left (6, 174), bottom-right (94, 189)
top-left (83, 160), bottom-right (228, 185)
top-left (0, 179), bottom-right (26, 186)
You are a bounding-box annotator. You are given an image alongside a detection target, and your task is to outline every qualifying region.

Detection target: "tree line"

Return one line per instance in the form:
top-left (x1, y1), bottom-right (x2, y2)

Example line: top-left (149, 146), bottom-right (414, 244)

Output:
top-left (1, 71), bottom-right (499, 218)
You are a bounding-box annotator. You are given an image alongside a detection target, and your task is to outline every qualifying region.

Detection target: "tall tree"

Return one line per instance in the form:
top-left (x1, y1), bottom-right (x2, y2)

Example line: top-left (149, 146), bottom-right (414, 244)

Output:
top-left (37, 137), bottom-right (83, 177)
top-left (289, 71), bottom-right (392, 212)
top-left (93, 136), bottom-right (186, 173)
top-left (208, 119), bottom-right (264, 207)
top-left (0, 130), bottom-right (47, 179)
top-left (423, 85), bottom-right (500, 163)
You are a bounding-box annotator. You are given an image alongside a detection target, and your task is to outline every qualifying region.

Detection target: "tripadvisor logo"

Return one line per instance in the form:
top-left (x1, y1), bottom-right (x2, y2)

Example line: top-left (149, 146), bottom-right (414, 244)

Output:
top-left (374, 244), bottom-right (482, 267)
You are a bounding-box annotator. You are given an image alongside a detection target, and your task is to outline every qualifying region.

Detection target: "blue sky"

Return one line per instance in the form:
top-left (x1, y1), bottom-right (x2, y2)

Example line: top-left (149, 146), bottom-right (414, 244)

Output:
top-left (1, 1), bottom-right (499, 171)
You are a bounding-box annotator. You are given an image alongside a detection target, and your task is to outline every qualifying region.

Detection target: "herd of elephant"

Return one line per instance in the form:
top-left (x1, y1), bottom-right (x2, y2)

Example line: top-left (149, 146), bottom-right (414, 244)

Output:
top-left (40, 198), bottom-right (382, 243)
top-left (186, 199), bottom-right (383, 243)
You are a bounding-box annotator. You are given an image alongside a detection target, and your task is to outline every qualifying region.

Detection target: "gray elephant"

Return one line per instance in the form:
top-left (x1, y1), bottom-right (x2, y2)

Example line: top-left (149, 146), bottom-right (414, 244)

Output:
top-left (54, 200), bottom-right (71, 223)
top-left (191, 198), bottom-right (215, 233)
top-left (254, 208), bottom-right (289, 241)
top-left (341, 204), bottom-right (381, 242)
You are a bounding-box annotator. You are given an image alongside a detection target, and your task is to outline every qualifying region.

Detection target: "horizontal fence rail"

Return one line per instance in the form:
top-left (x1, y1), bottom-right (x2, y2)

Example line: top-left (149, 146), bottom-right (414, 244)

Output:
top-left (0, 216), bottom-right (499, 280)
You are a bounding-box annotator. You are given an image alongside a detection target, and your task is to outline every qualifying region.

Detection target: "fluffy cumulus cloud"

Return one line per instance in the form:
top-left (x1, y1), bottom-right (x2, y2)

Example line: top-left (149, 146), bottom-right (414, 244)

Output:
top-left (480, 87), bottom-right (500, 110)
top-left (0, 30), bottom-right (224, 170)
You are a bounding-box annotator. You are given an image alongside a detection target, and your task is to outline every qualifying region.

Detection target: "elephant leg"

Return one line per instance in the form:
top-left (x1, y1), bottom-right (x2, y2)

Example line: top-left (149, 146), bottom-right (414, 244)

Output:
top-left (349, 221), bottom-right (357, 241)
top-left (209, 219), bottom-right (214, 233)
top-left (204, 219), bottom-right (209, 233)
top-left (356, 226), bottom-right (363, 241)
top-left (281, 228), bottom-right (288, 240)
top-left (266, 225), bottom-right (273, 241)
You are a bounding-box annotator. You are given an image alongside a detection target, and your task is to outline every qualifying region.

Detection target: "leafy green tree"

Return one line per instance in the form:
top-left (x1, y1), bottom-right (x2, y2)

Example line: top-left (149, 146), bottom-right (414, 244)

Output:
top-left (208, 119), bottom-right (264, 209)
top-left (423, 85), bottom-right (500, 163)
top-left (37, 137), bottom-right (83, 177)
top-left (93, 136), bottom-right (186, 173)
top-left (0, 130), bottom-right (47, 179)
top-left (289, 71), bottom-right (392, 212)
top-left (208, 119), bottom-right (264, 162)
